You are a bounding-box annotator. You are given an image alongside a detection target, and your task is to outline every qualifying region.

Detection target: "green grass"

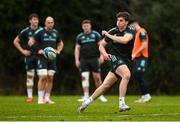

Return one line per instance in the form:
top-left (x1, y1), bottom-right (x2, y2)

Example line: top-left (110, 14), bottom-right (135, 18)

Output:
top-left (0, 95), bottom-right (180, 121)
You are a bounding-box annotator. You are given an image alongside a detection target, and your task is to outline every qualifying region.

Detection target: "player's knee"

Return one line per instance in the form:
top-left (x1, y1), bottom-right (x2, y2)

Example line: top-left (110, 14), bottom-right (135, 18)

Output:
top-left (93, 74), bottom-right (101, 83)
top-left (102, 82), bottom-right (111, 90)
top-left (82, 80), bottom-right (89, 87)
top-left (47, 70), bottom-right (55, 76)
top-left (26, 70), bottom-right (35, 87)
top-left (27, 70), bottom-right (35, 77)
top-left (47, 76), bottom-right (54, 83)
top-left (39, 75), bottom-right (47, 83)
top-left (82, 72), bottom-right (90, 80)
top-left (81, 72), bottom-right (90, 87)
top-left (26, 78), bottom-right (33, 86)
top-left (123, 73), bottom-right (131, 81)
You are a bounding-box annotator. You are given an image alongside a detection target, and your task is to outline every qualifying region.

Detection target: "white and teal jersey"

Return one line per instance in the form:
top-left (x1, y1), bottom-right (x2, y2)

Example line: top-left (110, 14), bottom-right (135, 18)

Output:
top-left (76, 30), bottom-right (101, 59)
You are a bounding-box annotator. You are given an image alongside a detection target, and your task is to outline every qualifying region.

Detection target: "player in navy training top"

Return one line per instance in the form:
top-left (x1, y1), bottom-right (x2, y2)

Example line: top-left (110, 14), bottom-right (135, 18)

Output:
top-left (28, 16), bottom-right (64, 104)
top-left (13, 13), bottom-right (41, 103)
top-left (75, 19), bottom-right (107, 102)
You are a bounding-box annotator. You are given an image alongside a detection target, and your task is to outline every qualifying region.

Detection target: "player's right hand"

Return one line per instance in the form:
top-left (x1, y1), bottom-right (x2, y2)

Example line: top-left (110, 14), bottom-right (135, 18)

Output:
top-left (22, 49), bottom-right (31, 56)
top-left (103, 53), bottom-right (112, 61)
top-left (131, 54), bottom-right (135, 60)
top-left (75, 60), bottom-right (80, 68)
top-left (102, 30), bottom-right (108, 36)
top-left (100, 54), bottom-right (105, 64)
top-left (38, 49), bottom-right (44, 55)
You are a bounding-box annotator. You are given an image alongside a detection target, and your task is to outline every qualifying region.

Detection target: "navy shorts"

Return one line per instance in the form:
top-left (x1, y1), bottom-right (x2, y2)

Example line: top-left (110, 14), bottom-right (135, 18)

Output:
top-left (24, 55), bottom-right (38, 70)
top-left (110, 55), bottom-right (131, 76)
top-left (37, 56), bottom-right (56, 71)
top-left (80, 57), bottom-right (101, 73)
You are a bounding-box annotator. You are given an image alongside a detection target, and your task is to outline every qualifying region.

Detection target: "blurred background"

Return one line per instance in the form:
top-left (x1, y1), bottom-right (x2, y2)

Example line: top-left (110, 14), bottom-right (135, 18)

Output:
top-left (0, 0), bottom-right (179, 95)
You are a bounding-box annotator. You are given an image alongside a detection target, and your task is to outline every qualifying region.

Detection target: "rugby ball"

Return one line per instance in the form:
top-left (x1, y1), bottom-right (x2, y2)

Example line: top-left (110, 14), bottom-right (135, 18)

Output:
top-left (43, 47), bottom-right (56, 60)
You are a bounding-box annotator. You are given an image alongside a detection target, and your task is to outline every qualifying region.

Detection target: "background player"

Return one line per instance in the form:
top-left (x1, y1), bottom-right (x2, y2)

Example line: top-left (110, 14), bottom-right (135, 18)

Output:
top-left (28, 16), bottom-right (64, 104)
top-left (131, 20), bottom-right (152, 103)
top-left (13, 13), bottom-right (41, 102)
top-left (75, 19), bottom-right (107, 102)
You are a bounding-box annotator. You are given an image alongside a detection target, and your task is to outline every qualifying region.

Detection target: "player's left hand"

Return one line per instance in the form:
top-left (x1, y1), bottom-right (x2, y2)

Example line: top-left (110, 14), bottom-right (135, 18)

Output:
top-left (38, 49), bottom-right (44, 55)
top-left (100, 54), bottom-right (104, 64)
top-left (22, 49), bottom-right (31, 56)
top-left (103, 53), bottom-right (112, 61)
top-left (56, 50), bottom-right (61, 54)
top-left (131, 54), bottom-right (135, 60)
top-left (102, 30), bottom-right (108, 36)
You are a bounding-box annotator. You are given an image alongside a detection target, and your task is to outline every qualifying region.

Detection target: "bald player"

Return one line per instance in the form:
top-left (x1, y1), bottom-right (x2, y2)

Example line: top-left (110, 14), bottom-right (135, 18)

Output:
top-left (28, 16), bottom-right (64, 104)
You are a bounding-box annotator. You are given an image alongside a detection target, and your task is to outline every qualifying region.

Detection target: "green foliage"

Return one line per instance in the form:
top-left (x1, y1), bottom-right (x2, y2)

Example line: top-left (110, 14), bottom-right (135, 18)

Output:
top-left (0, 0), bottom-right (179, 94)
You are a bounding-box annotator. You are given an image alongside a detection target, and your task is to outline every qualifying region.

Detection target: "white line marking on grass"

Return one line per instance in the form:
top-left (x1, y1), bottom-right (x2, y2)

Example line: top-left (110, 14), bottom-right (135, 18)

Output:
top-left (117, 112), bottom-right (180, 118)
top-left (132, 103), bottom-right (180, 106)
top-left (6, 115), bottom-right (58, 118)
top-left (4, 113), bottom-right (180, 119)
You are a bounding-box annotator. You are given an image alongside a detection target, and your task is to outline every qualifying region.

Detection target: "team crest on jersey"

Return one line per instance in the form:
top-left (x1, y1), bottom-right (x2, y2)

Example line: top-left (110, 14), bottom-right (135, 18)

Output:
top-left (90, 34), bottom-right (95, 38)
top-left (52, 32), bottom-right (57, 38)
top-left (44, 33), bottom-right (48, 37)
top-left (28, 32), bottom-right (32, 36)
top-left (81, 36), bottom-right (86, 40)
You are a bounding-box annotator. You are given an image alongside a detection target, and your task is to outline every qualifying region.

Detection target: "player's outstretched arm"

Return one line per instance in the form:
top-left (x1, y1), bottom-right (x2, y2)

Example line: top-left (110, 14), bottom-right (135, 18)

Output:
top-left (102, 30), bottom-right (133, 44)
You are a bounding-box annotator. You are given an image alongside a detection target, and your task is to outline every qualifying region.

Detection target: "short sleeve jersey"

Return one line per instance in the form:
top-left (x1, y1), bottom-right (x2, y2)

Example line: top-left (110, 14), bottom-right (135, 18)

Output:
top-left (76, 30), bottom-right (101, 59)
top-left (18, 26), bottom-right (42, 54)
top-left (33, 28), bottom-right (61, 49)
top-left (104, 26), bottom-right (135, 60)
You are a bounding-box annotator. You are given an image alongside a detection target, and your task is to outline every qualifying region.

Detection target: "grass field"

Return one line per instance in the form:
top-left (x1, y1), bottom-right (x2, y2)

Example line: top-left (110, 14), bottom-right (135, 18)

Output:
top-left (0, 95), bottom-right (180, 121)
